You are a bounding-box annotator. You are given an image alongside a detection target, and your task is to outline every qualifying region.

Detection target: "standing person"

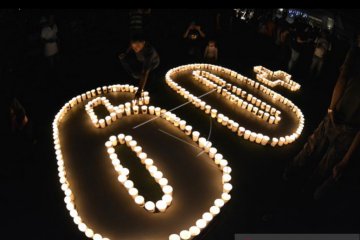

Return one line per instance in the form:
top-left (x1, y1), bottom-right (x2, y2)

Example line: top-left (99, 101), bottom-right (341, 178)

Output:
top-left (288, 31), bottom-right (306, 73)
top-left (118, 33), bottom-right (160, 100)
top-left (41, 15), bottom-right (59, 68)
top-left (309, 31), bottom-right (331, 79)
top-left (284, 33), bottom-right (360, 199)
top-left (204, 40), bottom-right (218, 64)
top-left (183, 21), bottom-right (206, 62)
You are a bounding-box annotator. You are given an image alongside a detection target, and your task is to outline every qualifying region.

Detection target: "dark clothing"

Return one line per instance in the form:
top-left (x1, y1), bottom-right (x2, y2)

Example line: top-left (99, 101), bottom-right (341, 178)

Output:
top-left (287, 115), bottom-right (358, 192)
top-left (335, 47), bottom-right (360, 127)
top-left (129, 11), bottom-right (143, 35)
top-left (120, 42), bottom-right (159, 79)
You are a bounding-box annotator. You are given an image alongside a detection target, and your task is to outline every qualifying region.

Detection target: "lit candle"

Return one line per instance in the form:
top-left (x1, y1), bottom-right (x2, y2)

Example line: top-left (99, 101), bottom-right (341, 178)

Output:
top-left (118, 134), bottom-right (125, 144)
top-left (99, 119), bottom-right (105, 128)
top-left (179, 120), bottom-right (186, 130)
top-left (261, 136), bottom-right (270, 145)
top-left (237, 127), bottom-right (245, 136)
top-left (110, 136), bottom-right (117, 146)
top-left (255, 133), bottom-right (263, 144)
top-left (222, 116), bottom-right (229, 126)
top-left (244, 130), bottom-right (251, 140)
top-left (211, 109), bottom-right (218, 118)
top-left (185, 125), bottom-right (192, 135)
top-left (209, 147), bottom-right (217, 158)
top-left (133, 105), bottom-right (139, 115)
top-left (141, 105), bottom-right (148, 114)
top-left (205, 105), bottom-right (211, 114)
top-left (155, 107), bottom-right (161, 116)
top-left (148, 106), bottom-right (155, 115)
top-left (192, 131), bottom-right (200, 142)
top-left (217, 113), bottom-right (224, 123)
top-left (214, 153), bottom-right (223, 164)
top-left (125, 135), bottom-right (133, 146)
top-left (278, 137), bottom-right (285, 146)
top-left (270, 137), bottom-right (278, 147)
top-left (110, 112), bottom-right (117, 121)
top-left (144, 201), bottom-right (155, 212)
top-left (269, 116), bottom-right (275, 124)
top-left (249, 132), bottom-right (257, 142)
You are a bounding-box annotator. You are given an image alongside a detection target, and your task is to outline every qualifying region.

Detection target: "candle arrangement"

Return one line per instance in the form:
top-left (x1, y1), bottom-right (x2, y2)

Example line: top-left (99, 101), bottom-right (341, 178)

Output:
top-left (165, 63), bottom-right (305, 147)
top-left (253, 66), bottom-right (301, 91)
top-left (106, 133), bottom-right (173, 213)
top-left (53, 84), bottom-right (232, 240)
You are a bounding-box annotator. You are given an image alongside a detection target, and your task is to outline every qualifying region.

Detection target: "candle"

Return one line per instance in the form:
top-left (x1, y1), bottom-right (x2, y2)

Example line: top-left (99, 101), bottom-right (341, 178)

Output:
top-left (244, 130), bottom-right (251, 140)
top-left (222, 116), bottom-right (229, 126)
top-left (237, 127), bottom-right (245, 136)
top-left (148, 106), bottom-right (155, 115)
top-left (249, 132), bottom-right (257, 142)
top-left (144, 201), bottom-right (155, 212)
top-left (144, 96), bottom-right (150, 104)
top-left (211, 109), bottom-right (218, 118)
top-left (217, 113), bottom-right (224, 123)
top-left (133, 106), bottom-right (139, 115)
top-left (278, 137), bottom-right (285, 146)
top-left (185, 125), bottom-right (192, 135)
top-left (118, 134), bottom-right (125, 144)
top-left (209, 147), bottom-right (217, 158)
top-left (129, 140), bottom-right (137, 150)
top-left (271, 137), bottom-right (278, 147)
top-left (125, 107), bottom-right (131, 116)
top-left (105, 116), bottom-right (112, 125)
top-left (125, 135), bottom-right (133, 146)
top-left (179, 120), bottom-right (186, 130)
top-left (141, 106), bottom-right (147, 114)
top-left (231, 122), bottom-right (239, 132)
top-left (261, 136), bottom-right (270, 145)
top-left (110, 136), bottom-right (117, 146)
top-left (155, 107), bottom-right (161, 116)
top-left (205, 105), bottom-right (211, 114)
top-left (99, 119), bottom-right (105, 128)
top-left (269, 116), bottom-right (275, 124)
top-left (255, 133), bottom-right (263, 143)
top-left (192, 131), bottom-right (200, 142)
top-left (156, 200), bottom-right (167, 212)
top-left (247, 103), bottom-right (253, 112)
top-left (110, 112), bottom-right (117, 121)
top-left (198, 137), bottom-right (206, 148)
top-left (214, 153), bottom-right (223, 164)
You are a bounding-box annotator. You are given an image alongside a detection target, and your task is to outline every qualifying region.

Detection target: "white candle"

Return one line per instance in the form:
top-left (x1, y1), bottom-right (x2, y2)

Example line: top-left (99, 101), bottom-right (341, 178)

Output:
top-left (271, 137), bottom-right (278, 147)
top-left (185, 125), bottom-right (192, 135)
top-left (144, 96), bottom-right (150, 104)
top-left (231, 122), bottom-right (239, 132)
top-left (211, 109), bottom-right (218, 118)
top-left (261, 136), bottom-right (270, 145)
top-left (110, 112), bottom-right (117, 121)
top-left (125, 135), bottom-right (133, 146)
top-left (205, 105), bottom-right (211, 114)
top-left (214, 153), bottom-right (223, 164)
top-left (269, 116), bottom-right (275, 124)
top-left (238, 127), bottom-right (245, 136)
top-left (144, 201), bottom-right (155, 212)
top-left (244, 130), bottom-right (251, 140)
top-left (278, 137), bottom-right (285, 146)
top-left (179, 120), bottom-right (186, 130)
top-left (141, 106), bottom-right (147, 114)
top-left (133, 106), bottom-right (139, 115)
top-left (105, 116), bottom-right (112, 125)
top-left (148, 106), bottom-right (155, 115)
top-left (155, 107), bottom-right (161, 116)
top-left (255, 133), bottom-right (263, 144)
top-left (192, 131), bottom-right (200, 142)
top-left (125, 107), bottom-right (131, 116)
top-left (209, 147), bottom-right (217, 158)
top-left (110, 136), bottom-right (117, 146)
top-left (222, 116), bottom-right (229, 126)
top-left (99, 119), bottom-right (105, 128)
top-left (198, 137), bottom-right (206, 148)
top-left (249, 132), bottom-right (257, 142)
top-left (217, 113), bottom-right (224, 123)
top-left (118, 134), bottom-right (125, 144)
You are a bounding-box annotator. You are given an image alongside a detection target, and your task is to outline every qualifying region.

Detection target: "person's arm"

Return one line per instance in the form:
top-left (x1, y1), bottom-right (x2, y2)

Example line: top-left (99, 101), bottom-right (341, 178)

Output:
top-left (329, 49), bottom-right (354, 111)
top-left (183, 26), bottom-right (191, 38)
top-left (204, 46), bottom-right (208, 58)
top-left (333, 131), bottom-right (360, 179)
top-left (196, 26), bottom-right (206, 38)
top-left (135, 69), bottom-right (150, 99)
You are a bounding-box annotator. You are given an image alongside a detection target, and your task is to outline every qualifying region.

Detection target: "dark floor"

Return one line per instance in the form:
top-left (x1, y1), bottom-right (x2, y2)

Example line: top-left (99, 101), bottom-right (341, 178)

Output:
top-left (1, 10), bottom-right (359, 240)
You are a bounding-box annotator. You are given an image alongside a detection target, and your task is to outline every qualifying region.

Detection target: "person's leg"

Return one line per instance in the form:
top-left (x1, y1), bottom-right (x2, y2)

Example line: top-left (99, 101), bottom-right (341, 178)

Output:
top-left (315, 58), bottom-right (324, 79)
top-left (288, 48), bottom-right (299, 72)
top-left (309, 56), bottom-right (318, 77)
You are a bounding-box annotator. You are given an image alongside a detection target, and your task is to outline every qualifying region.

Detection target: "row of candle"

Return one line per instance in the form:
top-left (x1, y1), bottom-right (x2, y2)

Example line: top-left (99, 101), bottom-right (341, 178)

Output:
top-left (193, 70), bottom-right (281, 125)
top-left (165, 63), bottom-right (305, 147)
top-left (53, 85), bottom-right (232, 240)
top-left (106, 134), bottom-right (173, 213)
top-left (85, 93), bottom-right (150, 128)
top-left (253, 66), bottom-right (301, 91)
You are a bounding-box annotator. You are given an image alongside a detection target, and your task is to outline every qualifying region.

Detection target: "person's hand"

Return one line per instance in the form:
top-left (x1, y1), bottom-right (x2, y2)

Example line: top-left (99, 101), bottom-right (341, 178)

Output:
top-left (332, 160), bottom-right (348, 181)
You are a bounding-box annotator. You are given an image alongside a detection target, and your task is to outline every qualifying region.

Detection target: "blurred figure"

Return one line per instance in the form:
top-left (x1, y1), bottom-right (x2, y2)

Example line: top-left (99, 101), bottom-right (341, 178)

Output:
top-left (309, 31), bottom-right (332, 79)
top-left (204, 40), bottom-right (218, 64)
top-left (284, 32), bottom-right (360, 200)
top-left (9, 98), bottom-right (35, 143)
top-left (183, 21), bottom-right (206, 62)
top-left (288, 31), bottom-right (307, 73)
top-left (118, 33), bottom-right (160, 100)
top-left (40, 15), bottom-right (59, 68)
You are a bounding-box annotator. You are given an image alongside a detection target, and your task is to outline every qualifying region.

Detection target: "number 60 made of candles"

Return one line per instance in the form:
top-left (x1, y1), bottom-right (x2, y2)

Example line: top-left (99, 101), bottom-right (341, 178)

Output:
top-left (53, 84), bottom-right (232, 240)
top-left (165, 64), bottom-right (305, 147)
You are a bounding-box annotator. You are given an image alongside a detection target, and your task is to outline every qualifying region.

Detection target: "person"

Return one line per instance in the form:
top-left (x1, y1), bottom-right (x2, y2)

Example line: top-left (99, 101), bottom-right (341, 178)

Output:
top-left (41, 15), bottom-right (59, 68)
top-left (204, 40), bottom-right (218, 64)
top-left (309, 31), bottom-right (331, 79)
top-left (283, 32), bottom-right (360, 200)
top-left (9, 97), bottom-right (35, 143)
top-left (287, 31), bottom-right (307, 73)
top-left (118, 33), bottom-right (160, 100)
top-left (183, 21), bottom-right (206, 61)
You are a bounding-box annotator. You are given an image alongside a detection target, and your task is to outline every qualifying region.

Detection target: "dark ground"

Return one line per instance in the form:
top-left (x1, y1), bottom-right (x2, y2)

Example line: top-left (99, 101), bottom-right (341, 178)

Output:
top-left (1, 9), bottom-right (359, 239)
